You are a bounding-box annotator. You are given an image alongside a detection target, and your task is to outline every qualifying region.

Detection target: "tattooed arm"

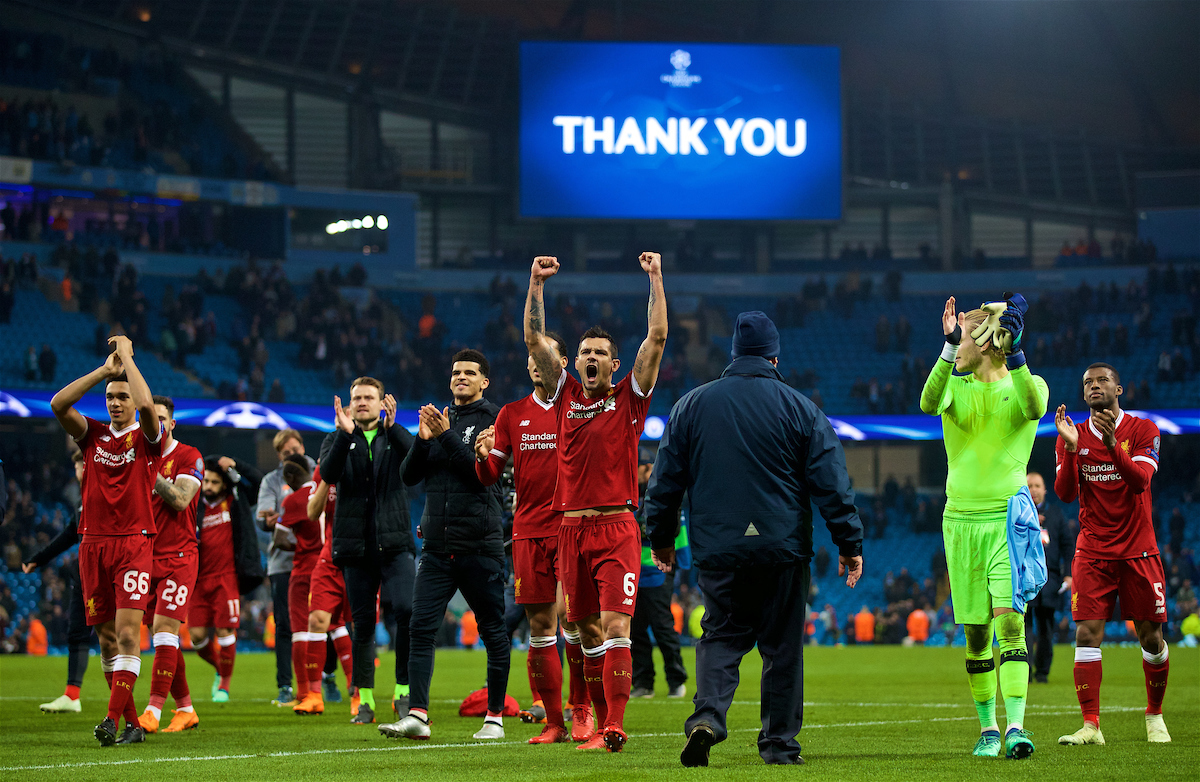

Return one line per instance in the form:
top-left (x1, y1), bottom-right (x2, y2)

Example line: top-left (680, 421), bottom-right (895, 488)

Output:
top-left (524, 255), bottom-right (564, 392)
top-left (154, 473), bottom-right (200, 512)
top-left (632, 251), bottom-right (668, 395)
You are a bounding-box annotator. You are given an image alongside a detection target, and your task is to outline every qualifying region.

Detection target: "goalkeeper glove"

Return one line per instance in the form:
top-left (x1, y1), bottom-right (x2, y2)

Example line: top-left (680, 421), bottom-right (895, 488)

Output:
top-left (970, 291), bottom-right (1027, 354)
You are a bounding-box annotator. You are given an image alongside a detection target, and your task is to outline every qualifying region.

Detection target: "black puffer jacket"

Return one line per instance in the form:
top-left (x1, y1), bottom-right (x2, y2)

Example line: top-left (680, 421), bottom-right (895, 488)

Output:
top-left (319, 423), bottom-right (416, 563)
top-left (401, 398), bottom-right (503, 560)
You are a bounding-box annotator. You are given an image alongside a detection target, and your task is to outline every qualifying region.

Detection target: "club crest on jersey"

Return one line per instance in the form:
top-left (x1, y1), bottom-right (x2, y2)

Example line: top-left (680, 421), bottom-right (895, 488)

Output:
top-left (1120, 440), bottom-right (1130, 453)
top-left (162, 460), bottom-right (174, 476)
top-left (462, 425), bottom-right (476, 445)
top-left (125, 433), bottom-right (135, 448)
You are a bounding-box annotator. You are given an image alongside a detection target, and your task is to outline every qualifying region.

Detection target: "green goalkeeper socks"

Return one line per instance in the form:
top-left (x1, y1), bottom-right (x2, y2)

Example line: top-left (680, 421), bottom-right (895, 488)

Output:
top-left (964, 622), bottom-right (998, 732)
top-left (995, 611), bottom-right (1029, 731)
top-left (360, 687), bottom-right (375, 709)
top-left (394, 684), bottom-right (410, 699)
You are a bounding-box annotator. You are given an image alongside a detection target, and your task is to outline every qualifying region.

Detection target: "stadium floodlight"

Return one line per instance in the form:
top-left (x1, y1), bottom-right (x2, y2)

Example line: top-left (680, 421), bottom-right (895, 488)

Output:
top-left (362, 215), bottom-right (374, 228)
top-left (337, 220), bottom-right (349, 231)
top-left (352, 219), bottom-right (362, 229)
top-left (377, 215), bottom-right (388, 229)
top-left (325, 223), bottom-right (337, 234)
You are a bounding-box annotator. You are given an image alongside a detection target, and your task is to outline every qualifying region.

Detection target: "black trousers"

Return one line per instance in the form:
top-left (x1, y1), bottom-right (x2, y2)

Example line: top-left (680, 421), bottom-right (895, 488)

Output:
top-left (1026, 599), bottom-right (1057, 678)
top-left (270, 572), bottom-right (292, 688)
top-left (66, 566), bottom-right (92, 687)
top-left (342, 552), bottom-right (416, 690)
top-left (686, 561), bottom-right (810, 765)
top-left (408, 552), bottom-right (509, 714)
top-left (631, 580), bottom-right (687, 691)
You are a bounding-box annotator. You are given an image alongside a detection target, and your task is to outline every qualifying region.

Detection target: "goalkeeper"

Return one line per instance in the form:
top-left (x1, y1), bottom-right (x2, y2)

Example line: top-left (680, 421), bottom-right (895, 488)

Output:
top-left (919, 293), bottom-right (1048, 760)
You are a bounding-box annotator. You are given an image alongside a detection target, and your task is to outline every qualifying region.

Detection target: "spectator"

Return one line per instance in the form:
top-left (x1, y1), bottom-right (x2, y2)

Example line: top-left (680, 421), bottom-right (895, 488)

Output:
top-left (854, 606), bottom-right (875, 644)
top-left (24, 345), bottom-right (38, 381)
top-left (1169, 508), bottom-right (1186, 556)
top-left (267, 379), bottom-right (286, 404)
top-left (906, 605), bottom-right (930, 645)
top-left (875, 315), bottom-right (890, 353)
top-left (37, 343), bottom-right (56, 382)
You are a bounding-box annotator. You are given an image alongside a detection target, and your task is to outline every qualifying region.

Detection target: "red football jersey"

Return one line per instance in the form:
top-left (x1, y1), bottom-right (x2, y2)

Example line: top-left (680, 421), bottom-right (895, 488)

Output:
top-left (76, 416), bottom-right (164, 537)
top-left (488, 394), bottom-right (561, 539)
top-left (312, 465), bottom-right (336, 562)
top-left (278, 481), bottom-right (321, 573)
top-left (151, 439), bottom-right (203, 557)
top-left (551, 371), bottom-right (651, 512)
top-left (1055, 410), bottom-right (1160, 560)
top-left (197, 496), bottom-right (236, 580)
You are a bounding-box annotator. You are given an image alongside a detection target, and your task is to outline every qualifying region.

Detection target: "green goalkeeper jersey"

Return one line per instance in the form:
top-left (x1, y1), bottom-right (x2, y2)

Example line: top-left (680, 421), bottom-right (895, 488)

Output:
top-left (920, 361), bottom-right (1048, 518)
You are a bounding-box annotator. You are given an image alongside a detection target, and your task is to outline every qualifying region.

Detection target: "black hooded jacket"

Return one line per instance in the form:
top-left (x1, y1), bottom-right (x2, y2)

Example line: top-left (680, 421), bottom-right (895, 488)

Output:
top-left (401, 397), bottom-right (503, 560)
top-left (319, 422), bottom-right (416, 563)
top-left (206, 456), bottom-right (266, 595)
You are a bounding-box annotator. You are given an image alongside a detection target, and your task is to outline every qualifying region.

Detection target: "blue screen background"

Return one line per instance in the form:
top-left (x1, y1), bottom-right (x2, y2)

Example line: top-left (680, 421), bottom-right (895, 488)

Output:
top-left (519, 41), bottom-right (843, 220)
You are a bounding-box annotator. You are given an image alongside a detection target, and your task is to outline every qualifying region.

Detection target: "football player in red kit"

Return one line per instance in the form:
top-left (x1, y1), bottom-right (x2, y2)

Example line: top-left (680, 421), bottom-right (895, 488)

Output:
top-left (50, 335), bottom-right (163, 746)
top-left (1054, 362), bottom-right (1170, 745)
top-left (523, 251), bottom-right (668, 752)
top-left (474, 331), bottom-right (592, 745)
top-left (303, 464), bottom-right (356, 715)
top-left (138, 396), bottom-right (203, 734)
top-left (189, 461), bottom-right (243, 702)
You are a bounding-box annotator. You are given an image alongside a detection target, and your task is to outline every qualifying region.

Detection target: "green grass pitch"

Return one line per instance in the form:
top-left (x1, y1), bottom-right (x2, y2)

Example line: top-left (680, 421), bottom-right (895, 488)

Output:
top-left (1, 645), bottom-right (1196, 780)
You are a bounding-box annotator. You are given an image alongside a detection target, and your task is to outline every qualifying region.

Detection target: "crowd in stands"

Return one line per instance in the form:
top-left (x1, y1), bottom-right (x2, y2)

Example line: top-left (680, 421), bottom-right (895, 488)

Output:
top-left (0, 23), bottom-right (272, 180)
top-left (1058, 235), bottom-right (1159, 265)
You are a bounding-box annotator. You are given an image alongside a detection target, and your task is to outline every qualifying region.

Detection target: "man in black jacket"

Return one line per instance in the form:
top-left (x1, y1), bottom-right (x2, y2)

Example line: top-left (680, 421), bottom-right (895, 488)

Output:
top-left (319, 377), bottom-right (416, 726)
top-left (644, 311), bottom-right (865, 768)
top-left (381, 349), bottom-right (508, 742)
top-left (1025, 471), bottom-right (1075, 683)
top-left (23, 450), bottom-right (90, 713)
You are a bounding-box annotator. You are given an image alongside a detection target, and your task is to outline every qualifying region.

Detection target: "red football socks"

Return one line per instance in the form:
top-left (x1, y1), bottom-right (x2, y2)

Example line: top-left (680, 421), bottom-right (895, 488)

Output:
top-left (293, 637), bottom-right (311, 698)
top-left (64, 684), bottom-right (81, 700)
top-left (1143, 645), bottom-right (1169, 715)
top-left (195, 637), bottom-right (218, 670)
top-left (565, 639), bottom-right (588, 708)
top-left (583, 651), bottom-right (608, 728)
top-left (331, 630), bottom-right (353, 689)
top-left (148, 644), bottom-right (177, 710)
top-left (602, 642), bottom-right (632, 729)
top-left (170, 646), bottom-right (192, 709)
top-left (528, 643), bottom-right (565, 727)
top-left (1074, 657), bottom-right (1102, 726)
top-left (217, 637), bottom-right (236, 690)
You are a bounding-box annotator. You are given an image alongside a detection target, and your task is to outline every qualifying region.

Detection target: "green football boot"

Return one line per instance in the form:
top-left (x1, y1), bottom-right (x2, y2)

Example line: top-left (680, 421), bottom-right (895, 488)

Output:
top-left (1005, 728), bottom-right (1035, 759)
top-left (972, 731), bottom-right (1002, 757)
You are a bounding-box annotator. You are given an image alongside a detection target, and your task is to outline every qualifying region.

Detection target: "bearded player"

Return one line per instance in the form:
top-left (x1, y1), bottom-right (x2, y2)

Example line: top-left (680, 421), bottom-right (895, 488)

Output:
top-left (474, 331), bottom-right (592, 745)
top-left (1054, 363), bottom-right (1170, 745)
top-left (137, 396), bottom-right (203, 734)
top-left (523, 251), bottom-right (667, 752)
top-left (919, 294), bottom-right (1047, 760)
top-left (50, 335), bottom-right (163, 746)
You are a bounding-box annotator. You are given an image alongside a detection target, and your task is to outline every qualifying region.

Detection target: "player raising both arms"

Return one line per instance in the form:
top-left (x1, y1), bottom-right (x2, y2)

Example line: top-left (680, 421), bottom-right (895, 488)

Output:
top-left (50, 335), bottom-right (163, 746)
top-left (1054, 363), bottom-right (1170, 745)
top-left (474, 331), bottom-right (592, 745)
top-left (524, 251), bottom-right (668, 752)
top-left (138, 396), bottom-right (204, 734)
top-left (919, 294), bottom-right (1048, 760)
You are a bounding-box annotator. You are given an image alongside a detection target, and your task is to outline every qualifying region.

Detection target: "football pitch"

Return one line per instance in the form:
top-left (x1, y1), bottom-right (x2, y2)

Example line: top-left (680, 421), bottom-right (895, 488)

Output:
top-left (1, 645), bottom-right (1196, 781)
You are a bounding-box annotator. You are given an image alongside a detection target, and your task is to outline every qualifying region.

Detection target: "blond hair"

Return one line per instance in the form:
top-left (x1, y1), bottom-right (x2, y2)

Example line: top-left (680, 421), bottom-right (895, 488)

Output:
top-left (273, 428), bottom-right (303, 453)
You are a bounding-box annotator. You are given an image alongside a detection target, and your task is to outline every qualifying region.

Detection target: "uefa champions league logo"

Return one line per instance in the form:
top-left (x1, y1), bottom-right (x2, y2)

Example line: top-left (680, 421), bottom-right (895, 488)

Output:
top-left (661, 49), bottom-right (701, 88)
top-left (0, 391), bottom-right (31, 417)
top-left (203, 402), bottom-right (289, 430)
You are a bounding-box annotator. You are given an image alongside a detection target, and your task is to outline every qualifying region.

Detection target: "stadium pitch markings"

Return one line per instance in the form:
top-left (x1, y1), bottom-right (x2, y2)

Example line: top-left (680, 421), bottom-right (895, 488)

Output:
top-left (0, 707), bottom-right (1144, 773)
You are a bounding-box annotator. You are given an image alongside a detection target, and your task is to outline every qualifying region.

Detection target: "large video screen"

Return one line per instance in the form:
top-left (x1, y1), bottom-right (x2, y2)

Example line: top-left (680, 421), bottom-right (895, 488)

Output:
top-left (519, 42), bottom-right (842, 220)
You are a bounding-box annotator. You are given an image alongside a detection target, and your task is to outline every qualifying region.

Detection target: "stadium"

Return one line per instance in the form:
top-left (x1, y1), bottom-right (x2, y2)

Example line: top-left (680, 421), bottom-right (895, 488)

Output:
top-left (0, 0), bottom-right (1196, 779)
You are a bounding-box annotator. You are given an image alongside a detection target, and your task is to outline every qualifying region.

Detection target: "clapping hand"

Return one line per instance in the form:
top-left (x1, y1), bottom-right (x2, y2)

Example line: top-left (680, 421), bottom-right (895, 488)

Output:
top-left (1055, 405), bottom-right (1079, 451)
top-left (1094, 408), bottom-right (1118, 448)
top-left (419, 404), bottom-right (450, 438)
top-left (382, 394), bottom-right (397, 429)
top-left (475, 425), bottom-right (495, 459)
top-left (333, 396), bottom-right (355, 433)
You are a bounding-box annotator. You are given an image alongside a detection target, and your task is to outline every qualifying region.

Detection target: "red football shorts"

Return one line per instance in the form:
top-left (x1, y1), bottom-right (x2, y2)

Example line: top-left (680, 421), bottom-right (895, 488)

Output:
top-left (143, 551), bottom-right (199, 624)
top-left (289, 566), bottom-right (314, 632)
top-left (512, 535), bottom-right (560, 606)
top-left (308, 557), bottom-right (348, 625)
top-left (1071, 554), bottom-right (1167, 622)
top-left (188, 570), bottom-right (241, 629)
top-left (557, 513), bottom-right (641, 622)
top-left (78, 534), bottom-right (153, 626)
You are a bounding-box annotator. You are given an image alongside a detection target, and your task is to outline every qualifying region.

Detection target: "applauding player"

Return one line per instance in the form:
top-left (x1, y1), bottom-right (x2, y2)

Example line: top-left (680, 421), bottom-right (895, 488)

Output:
top-left (138, 396), bottom-right (204, 734)
top-left (474, 331), bottom-right (592, 745)
top-left (523, 251), bottom-right (668, 752)
top-left (51, 335), bottom-right (163, 746)
top-left (1054, 363), bottom-right (1170, 745)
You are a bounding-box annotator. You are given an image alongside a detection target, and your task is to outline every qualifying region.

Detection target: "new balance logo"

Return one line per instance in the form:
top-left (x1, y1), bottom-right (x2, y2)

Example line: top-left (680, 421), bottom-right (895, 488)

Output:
top-left (519, 419), bottom-right (531, 426)
top-left (622, 598), bottom-right (634, 605)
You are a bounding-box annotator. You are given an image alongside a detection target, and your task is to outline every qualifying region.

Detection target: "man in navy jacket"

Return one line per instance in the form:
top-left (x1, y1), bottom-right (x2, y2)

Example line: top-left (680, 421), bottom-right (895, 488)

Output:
top-left (643, 311), bottom-right (864, 768)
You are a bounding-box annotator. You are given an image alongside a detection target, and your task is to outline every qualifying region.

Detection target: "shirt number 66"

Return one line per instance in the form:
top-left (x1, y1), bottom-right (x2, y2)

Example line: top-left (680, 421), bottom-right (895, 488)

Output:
top-left (123, 570), bottom-right (150, 596)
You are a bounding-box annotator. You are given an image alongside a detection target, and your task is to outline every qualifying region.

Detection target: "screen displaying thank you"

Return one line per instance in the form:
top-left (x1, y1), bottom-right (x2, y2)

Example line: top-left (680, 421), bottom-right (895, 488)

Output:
top-left (519, 41), bottom-right (842, 220)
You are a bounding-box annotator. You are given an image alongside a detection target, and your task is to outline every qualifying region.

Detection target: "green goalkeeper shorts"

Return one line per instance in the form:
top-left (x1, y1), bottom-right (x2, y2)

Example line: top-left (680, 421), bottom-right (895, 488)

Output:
top-left (943, 514), bottom-right (1015, 625)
